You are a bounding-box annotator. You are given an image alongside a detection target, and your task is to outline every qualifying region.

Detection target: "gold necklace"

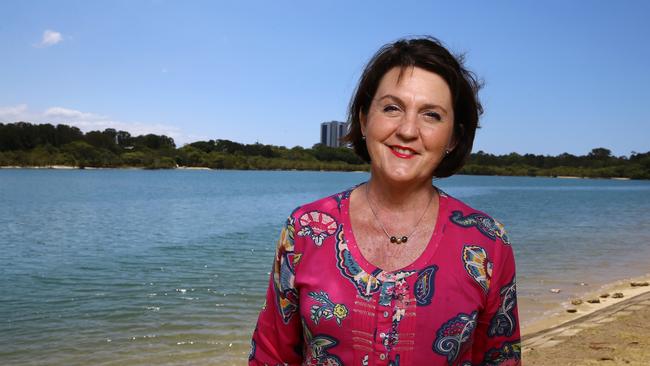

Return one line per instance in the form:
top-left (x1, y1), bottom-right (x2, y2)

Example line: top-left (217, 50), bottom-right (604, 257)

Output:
top-left (365, 183), bottom-right (435, 245)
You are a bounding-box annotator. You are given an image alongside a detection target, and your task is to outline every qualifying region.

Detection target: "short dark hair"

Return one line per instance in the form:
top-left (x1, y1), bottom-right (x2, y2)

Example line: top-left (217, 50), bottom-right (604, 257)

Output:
top-left (344, 36), bottom-right (483, 178)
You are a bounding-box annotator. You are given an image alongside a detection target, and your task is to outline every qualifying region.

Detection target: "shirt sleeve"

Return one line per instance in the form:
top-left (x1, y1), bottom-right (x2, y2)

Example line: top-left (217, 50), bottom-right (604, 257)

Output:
top-left (471, 234), bottom-right (522, 366)
top-left (249, 212), bottom-right (304, 365)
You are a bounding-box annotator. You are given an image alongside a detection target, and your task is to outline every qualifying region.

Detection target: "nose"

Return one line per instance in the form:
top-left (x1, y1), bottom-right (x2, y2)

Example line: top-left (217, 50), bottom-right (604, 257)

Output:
top-left (396, 111), bottom-right (418, 140)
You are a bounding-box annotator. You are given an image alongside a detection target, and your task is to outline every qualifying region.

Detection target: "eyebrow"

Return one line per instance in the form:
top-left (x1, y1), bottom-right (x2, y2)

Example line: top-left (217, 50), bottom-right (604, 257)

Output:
top-left (377, 94), bottom-right (449, 115)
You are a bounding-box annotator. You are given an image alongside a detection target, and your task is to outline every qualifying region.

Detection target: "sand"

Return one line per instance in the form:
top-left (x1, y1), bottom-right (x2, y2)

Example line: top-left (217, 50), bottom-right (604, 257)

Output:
top-left (523, 275), bottom-right (650, 365)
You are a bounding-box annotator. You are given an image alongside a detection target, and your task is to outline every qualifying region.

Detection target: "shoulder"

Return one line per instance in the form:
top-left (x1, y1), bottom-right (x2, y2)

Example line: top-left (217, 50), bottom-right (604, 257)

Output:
top-left (288, 185), bottom-right (357, 223)
top-left (283, 185), bottom-right (357, 247)
top-left (441, 190), bottom-right (511, 247)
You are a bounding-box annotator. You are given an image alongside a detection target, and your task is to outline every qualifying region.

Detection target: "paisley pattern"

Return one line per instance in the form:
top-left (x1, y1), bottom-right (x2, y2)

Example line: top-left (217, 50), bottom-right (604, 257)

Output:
top-left (273, 215), bottom-right (299, 323)
top-left (334, 224), bottom-right (382, 298)
top-left (450, 211), bottom-right (511, 245)
top-left (362, 354), bottom-right (369, 365)
top-left (309, 291), bottom-right (348, 326)
top-left (331, 188), bottom-right (353, 213)
top-left (379, 273), bottom-right (415, 353)
top-left (381, 319), bottom-right (401, 352)
top-left (480, 340), bottom-right (521, 366)
top-left (488, 276), bottom-right (518, 338)
top-left (378, 271), bottom-right (415, 306)
top-left (463, 245), bottom-right (493, 293)
top-left (414, 265), bottom-right (438, 306)
top-left (298, 211), bottom-right (338, 246)
top-left (252, 187), bottom-right (520, 365)
top-left (388, 354), bottom-right (401, 366)
top-left (302, 318), bottom-right (343, 366)
top-left (433, 311), bottom-right (478, 365)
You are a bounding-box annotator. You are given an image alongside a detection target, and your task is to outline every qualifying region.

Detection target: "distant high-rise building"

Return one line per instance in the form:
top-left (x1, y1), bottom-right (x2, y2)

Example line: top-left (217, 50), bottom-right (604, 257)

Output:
top-left (320, 121), bottom-right (349, 148)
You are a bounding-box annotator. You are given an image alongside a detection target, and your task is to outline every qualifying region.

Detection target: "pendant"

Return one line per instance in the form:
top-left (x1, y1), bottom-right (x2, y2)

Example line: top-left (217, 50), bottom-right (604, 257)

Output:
top-left (390, 236), bottom-right (408, 244)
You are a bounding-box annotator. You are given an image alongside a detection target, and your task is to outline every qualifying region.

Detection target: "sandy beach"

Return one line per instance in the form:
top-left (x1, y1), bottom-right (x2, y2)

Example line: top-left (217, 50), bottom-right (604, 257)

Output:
top-left (523, 274), bottom-right (650, 365)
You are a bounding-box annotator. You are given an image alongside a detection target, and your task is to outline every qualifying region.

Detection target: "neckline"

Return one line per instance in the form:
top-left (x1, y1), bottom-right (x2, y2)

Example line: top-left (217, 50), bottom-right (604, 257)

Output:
top-left (340, 183), bottom-right (448, 275)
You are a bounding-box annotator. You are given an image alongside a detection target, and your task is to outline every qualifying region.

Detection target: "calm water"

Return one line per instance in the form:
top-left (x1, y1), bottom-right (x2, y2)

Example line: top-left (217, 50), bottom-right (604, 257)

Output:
top-left (1, 169), bottom-right (650, 365)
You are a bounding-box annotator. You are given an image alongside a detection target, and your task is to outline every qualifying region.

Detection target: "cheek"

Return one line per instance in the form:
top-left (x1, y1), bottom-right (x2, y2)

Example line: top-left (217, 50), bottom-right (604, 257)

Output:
top-left (367, 113), bottom-right (400, 136)
top-left (422, 128), bottom-right (454, 149)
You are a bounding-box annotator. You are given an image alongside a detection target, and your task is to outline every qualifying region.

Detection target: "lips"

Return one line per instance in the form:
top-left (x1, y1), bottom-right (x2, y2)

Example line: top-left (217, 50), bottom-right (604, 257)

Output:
top-left (389, 145), bottom-right (417, 159)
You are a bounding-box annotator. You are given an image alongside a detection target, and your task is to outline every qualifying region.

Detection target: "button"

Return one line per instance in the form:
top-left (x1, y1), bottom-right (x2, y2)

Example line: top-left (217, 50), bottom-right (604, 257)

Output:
top-left (379, 332), bottom-right (386, 339)
top-left (383, 311), bottom-right (389, 318)
top-left (379, 354), bottom-right (386, 360)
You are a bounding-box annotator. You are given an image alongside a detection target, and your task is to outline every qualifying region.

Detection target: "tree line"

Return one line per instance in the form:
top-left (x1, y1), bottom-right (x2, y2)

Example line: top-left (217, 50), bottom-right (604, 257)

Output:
top-left (0, 122), bottom-right (364, 171)
top-left (0, 122), bottom-right (648, 179)
top-left (463, 148), bottom-right (650, 179)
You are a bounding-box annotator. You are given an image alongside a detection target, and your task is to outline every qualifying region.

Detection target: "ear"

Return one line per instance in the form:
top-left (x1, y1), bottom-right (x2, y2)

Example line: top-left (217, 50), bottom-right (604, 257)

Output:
top-left (446, 134), bottom-right (460, 153)
top-left (447, 137), bottom-right (459, 153)
top-left (447, 124), bottom-right (463, 153)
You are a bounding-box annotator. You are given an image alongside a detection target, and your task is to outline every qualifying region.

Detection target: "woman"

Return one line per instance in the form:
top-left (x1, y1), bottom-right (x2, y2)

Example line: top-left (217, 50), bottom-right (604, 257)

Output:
top-left (250, 37), bottom-right (520, 366)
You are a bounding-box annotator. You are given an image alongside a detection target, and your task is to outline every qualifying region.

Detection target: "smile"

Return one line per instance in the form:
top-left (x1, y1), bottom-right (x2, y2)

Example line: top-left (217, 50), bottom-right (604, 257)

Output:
top-left (389, 145), bottom-right (417, 159)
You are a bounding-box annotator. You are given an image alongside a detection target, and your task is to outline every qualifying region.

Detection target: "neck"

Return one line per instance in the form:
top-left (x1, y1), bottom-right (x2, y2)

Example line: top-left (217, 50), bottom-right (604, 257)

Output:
top-left (366, 173), bottom-right (435, 212)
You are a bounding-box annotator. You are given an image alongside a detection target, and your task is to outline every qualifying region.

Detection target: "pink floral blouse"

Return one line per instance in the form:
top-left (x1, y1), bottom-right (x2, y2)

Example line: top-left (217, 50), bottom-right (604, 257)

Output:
top-left (250, 186), bottom-right (520, 366)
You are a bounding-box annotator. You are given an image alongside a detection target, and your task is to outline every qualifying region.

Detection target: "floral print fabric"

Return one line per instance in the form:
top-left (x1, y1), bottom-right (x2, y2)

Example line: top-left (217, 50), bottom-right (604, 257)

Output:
top-left (250, 186), bottom-right (520, 366)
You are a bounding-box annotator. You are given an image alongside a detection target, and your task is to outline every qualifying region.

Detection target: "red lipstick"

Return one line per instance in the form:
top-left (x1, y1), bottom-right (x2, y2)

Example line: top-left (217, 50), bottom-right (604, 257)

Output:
top-left (389, 145), bottom-right (417, 159)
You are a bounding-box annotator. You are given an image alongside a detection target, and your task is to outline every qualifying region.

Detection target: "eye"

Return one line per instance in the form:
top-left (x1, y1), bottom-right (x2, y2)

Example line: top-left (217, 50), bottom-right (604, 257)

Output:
top-left (382, 104), bottom-right (402, 115)
top-left (423, 111), bottom-right (442, 121)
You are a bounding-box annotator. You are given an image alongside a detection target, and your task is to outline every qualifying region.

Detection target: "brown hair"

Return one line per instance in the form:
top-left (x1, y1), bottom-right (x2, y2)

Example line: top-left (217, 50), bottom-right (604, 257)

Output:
top-left (344, 36), bottom-right (483, 178)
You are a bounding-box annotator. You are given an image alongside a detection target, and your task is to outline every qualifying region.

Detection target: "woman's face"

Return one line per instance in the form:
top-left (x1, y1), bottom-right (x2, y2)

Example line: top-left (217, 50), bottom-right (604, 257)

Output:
top-left (361, 66), bottom-right (456, 185)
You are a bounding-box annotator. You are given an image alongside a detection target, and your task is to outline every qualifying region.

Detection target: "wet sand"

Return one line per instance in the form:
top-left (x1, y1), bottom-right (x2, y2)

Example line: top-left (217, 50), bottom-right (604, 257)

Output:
top-left (523, 275), bottom-right (650, 365)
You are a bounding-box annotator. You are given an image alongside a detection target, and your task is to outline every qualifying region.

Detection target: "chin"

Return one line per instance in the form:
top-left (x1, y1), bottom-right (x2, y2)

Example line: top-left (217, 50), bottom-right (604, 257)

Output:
top-left (371, 154), bottom-right (437, 184)
top-left (374, 166), bottom-right (429, 185)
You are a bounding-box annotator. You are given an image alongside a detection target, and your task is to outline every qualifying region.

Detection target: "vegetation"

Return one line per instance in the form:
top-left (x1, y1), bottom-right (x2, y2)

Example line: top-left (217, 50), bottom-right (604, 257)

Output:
top-left (463, 148), bottom-right (650, 179)
top-left (0, 122), bottom-right (648, 179)
top-left (0, 122), bottom-right (364, 171)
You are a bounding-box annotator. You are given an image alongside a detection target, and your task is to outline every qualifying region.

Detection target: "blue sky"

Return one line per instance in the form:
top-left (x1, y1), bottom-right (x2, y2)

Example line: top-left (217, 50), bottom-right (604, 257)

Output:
top-left (1, 0), bottom-right (649, 156)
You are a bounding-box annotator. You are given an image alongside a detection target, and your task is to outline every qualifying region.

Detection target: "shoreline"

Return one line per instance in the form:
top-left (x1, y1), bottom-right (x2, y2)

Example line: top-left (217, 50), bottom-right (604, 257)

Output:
top-left (522, 273), bottom-right (650, 337)
top-left (523, 282), bottom-right (650, 365)
top-left (0, 166), bottom-right (644, 180)
top-left (0, 165), bottom-right (140, 170)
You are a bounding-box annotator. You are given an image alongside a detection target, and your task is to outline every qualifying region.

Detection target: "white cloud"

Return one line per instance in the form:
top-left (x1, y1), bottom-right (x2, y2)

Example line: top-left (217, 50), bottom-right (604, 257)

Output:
top-left (0, 104), bottom-right (28, 118)
top-left (44, 107), bottom-right (103, 120)
top-left (0, 104), bottom-right (188, 144)
top-left (37, 30), bottom-right (63, 47)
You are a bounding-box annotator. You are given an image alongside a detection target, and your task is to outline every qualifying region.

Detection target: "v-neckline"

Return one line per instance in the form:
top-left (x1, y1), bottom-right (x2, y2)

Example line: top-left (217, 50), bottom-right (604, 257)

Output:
top-left (340, 183), bottom-right (448, 276)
